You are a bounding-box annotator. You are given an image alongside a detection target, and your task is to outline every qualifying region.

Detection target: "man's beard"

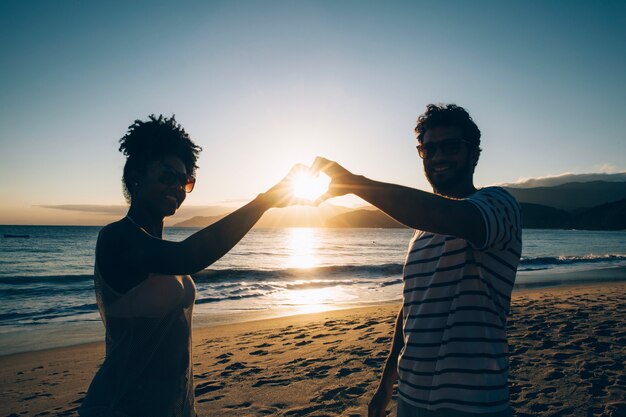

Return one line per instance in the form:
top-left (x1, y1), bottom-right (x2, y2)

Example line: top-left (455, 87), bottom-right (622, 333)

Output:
top-left (424, 157), bottom-right (474, 196)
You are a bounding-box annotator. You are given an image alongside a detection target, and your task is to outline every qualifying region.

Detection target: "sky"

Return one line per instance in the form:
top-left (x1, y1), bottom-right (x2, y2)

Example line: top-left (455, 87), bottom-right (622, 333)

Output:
top-left (1, 0), bottom-right (625, 225)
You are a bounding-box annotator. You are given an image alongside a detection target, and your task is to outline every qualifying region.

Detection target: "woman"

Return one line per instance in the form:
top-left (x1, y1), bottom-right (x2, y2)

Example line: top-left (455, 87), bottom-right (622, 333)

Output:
top-left (79, 115), bottom-right (301, 417)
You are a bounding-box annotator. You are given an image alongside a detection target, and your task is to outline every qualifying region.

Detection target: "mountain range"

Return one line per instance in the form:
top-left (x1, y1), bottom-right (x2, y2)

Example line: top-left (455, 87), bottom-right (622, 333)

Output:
top-left (173, 181), bottom-right (626, 231)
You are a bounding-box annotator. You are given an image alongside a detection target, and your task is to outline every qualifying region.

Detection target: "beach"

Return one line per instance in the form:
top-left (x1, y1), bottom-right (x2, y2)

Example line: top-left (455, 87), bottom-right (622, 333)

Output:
top-left (1, 281), bottom-right (624, 417)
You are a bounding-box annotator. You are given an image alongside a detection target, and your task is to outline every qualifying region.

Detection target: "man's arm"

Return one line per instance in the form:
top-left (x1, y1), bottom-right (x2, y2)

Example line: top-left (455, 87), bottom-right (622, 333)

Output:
top-left (313, 157), bottom-right (486, 247)
top-left (368, 306), bottom-right (404, 417)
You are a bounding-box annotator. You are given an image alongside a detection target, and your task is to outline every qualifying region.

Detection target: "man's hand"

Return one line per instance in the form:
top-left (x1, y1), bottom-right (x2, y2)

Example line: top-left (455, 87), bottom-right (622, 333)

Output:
top-left (311, 156), bottom-right (359, 204)
top-left (368, 380), bottom-right (394, 417)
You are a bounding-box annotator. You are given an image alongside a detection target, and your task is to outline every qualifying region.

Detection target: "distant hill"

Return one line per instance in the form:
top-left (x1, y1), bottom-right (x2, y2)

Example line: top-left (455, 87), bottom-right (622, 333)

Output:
top-left (172, 181), bottom-right (626, 231)
top-left (174, 214), bottom-right (228, 228)
top-left (499, 172), bottom-right (626, 188)
top-left (504, 181), bottom-right (626, 211)
top-left (573, 198), bottom-right (626, 230)
top-left (325, 209), bottom-right (407, 228)
top-left (255, 204), bottom-right (353, 228)
top-left (519, 203), bottom-right (572, 229)
top-left (172, 204), bottom-right (353, 228)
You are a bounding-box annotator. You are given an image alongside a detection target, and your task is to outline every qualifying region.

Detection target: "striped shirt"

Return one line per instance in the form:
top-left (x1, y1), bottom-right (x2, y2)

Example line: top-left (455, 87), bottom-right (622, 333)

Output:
top-left (398, 187), bottom-right (522, 414)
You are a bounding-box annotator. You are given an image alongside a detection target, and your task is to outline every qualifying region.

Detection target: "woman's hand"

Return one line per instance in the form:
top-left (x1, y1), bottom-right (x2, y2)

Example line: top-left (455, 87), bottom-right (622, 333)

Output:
top-left (256, 164), bottom-right (314, 209)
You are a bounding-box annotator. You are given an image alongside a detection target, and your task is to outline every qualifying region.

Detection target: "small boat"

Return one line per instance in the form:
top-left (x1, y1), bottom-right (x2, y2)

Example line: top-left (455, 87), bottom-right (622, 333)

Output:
top-left (4, 234), bottom-right (30, 238)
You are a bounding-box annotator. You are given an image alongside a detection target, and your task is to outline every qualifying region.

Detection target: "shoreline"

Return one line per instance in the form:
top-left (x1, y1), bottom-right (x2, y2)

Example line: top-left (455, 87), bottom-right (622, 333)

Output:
top-left (2, 277), bottom-right (622, 360)
top-left (0, 274), bottom-right (626, 360)
top-left (1, 266), bottom-right (626, 357)
top-left (1, 280), bottom-right (624, 416)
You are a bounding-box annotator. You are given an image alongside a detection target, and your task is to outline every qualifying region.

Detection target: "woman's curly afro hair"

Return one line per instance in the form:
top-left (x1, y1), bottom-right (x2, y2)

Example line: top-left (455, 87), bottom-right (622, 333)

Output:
top-left (119, 114), bottom-right (202, 203)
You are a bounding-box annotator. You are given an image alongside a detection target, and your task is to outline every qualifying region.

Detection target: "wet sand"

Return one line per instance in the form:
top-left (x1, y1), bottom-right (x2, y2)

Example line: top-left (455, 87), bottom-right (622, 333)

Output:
top-left (1, 282), bottom-right (624, 417)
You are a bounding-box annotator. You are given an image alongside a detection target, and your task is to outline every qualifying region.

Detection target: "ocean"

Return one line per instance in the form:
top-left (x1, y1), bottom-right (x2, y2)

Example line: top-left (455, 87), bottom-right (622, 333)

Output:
top-left (1, 225), bottom-right (625, 355)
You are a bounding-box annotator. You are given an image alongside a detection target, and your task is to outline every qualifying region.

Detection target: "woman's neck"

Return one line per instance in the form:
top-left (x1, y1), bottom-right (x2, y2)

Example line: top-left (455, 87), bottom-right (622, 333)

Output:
top-left (126, 205), bottom-right (164, 238)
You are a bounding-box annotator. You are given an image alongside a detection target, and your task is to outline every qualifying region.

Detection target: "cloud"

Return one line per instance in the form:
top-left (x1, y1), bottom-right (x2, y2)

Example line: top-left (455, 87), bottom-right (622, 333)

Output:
top-left (36, 204), bottom-right (235, 220)
top-left (210, 198), bottom-right (254, 206)
top-left (499, 171), bottom-right (626, 188)
top-left (38, 205), bottom-right (127, 215)
top-left (594, 163), bottom-right (621, 174)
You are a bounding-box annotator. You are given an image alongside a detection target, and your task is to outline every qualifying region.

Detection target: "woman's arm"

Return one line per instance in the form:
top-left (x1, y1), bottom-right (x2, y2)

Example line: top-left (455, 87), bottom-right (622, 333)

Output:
top-left (112, 168), bottom-right (301, 275)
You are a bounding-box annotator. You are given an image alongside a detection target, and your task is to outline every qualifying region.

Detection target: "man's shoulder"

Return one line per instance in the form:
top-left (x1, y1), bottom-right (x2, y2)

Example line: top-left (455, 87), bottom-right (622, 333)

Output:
top-left (471, 186), bottom-right (520, 207)
top-left (473, 186), bottom-right (515, 197)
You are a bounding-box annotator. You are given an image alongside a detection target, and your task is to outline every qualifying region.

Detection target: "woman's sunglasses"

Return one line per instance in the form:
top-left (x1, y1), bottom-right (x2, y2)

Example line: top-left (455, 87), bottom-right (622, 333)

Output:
top-left (416, 138), bottom-right (472, 160)
top-left (157, 164), bottom-right (196, 193)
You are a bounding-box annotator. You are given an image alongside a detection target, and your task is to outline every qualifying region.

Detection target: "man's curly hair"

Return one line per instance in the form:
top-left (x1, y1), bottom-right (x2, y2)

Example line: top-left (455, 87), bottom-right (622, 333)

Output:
top-left (414, 104), bottom-right (482, 159)
top-left (119, 114), bottom-right (202, 203)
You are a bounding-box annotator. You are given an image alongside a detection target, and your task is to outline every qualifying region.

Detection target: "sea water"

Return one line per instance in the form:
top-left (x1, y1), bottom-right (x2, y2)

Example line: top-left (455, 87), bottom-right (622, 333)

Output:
top-left (1, 226), bottom-right (625, 355)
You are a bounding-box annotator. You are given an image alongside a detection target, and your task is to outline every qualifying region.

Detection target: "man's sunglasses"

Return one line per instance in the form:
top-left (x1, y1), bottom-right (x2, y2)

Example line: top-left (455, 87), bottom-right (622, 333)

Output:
top-left (416, 138), bottom-right (472, 159)
top-left (157, 164), bottom-right (196, 193)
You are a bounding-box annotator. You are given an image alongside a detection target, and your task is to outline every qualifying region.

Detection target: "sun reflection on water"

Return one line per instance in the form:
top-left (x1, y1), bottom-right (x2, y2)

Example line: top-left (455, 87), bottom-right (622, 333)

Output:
top-left (286, 228), bottom-right (320, 269)
top-left (281, 228), bottom-right (353, 314)
top-left (284, 287), bottom-right (338, 314)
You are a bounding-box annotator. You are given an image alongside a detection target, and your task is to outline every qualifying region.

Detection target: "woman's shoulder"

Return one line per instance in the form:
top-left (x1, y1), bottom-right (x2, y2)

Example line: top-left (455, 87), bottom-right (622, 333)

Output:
top-left (99, 218), bottom-right (135, 239)
top-left (97, 219), bottom-right (136, 253)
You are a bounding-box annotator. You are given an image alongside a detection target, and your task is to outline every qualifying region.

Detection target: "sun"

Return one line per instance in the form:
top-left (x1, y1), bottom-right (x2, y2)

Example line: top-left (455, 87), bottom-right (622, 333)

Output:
top-left (292, 172), bottom-right (330, 201)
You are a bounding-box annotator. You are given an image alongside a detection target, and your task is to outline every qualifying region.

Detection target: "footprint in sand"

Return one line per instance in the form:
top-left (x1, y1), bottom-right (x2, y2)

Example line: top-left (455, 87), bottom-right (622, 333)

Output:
top-left (226, 362), bottom-right (246, 370)
top-left (215, 352), bottom-right (233, 364)
top-left (312, 382), bottom-right (369, 404)
top-left (353, 319), bottom-right (380, 330)
top-left (194, 381), bottom-right (225, 396)
top-left (284, 403), bottom-right (332, 416)
top-left (543, 369), bottom-right (564, 381)
top-left (197, 395), bottom-right (225, 403)
top-left (257, 402), bottom-right (288, 414)
top-left (336, 366), bottom-right (363, 377)
top-left (225, 401), bottom-right (252, 409)
top-left (306, 365), bottom-right (332, 379)
top-left (253, 377), bottom-right (297, 387)
top-left (346, 346), bottom-right (372, 357)
top-left (364, 356), bottom-right (385, 368)
top-left (19, 392), bottom-right (53, 402)
top-left (240, 366), bottom-right (263, 376)
top-left (358, 330), bottom-right (379, 340)
top-left (219, 361), bottom-right (247, 377)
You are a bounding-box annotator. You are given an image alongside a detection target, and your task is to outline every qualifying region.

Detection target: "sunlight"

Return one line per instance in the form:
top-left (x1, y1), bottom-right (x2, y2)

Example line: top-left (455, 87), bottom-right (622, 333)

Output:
top-left (284, 287), bottom-right (338, 314)
top-left (292, 172), bottom-right (330, 201)
top-left (286, 228), bottom-right (320, 269)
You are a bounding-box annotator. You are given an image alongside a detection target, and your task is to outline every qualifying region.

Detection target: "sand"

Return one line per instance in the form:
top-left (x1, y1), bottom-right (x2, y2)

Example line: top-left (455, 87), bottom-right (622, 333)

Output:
top-left (1, 282), bottom-right (624, 417)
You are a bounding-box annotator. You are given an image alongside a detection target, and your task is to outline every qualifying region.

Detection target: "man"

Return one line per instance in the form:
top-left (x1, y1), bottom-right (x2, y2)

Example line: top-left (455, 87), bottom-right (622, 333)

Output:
top-left (313, 104), bottom-right (521, 416)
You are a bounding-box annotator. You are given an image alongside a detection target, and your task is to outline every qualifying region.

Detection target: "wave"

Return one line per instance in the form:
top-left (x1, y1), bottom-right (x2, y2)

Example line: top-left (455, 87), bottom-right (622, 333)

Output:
top-left (0, 274), bottom-right (95, 284)
top-left (192, 263), bottom-right (404, 283)
top-left (0, 303), bottom-right (98, 324)
top-left (2, 255), bottom-right (625, 287)
top-left (520, 254), bottom-right (626, 268)
top-left (196, 293), bottom-right (263, 305)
